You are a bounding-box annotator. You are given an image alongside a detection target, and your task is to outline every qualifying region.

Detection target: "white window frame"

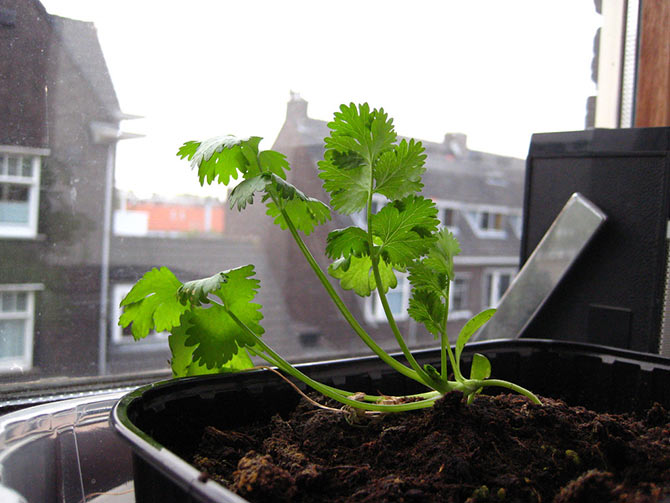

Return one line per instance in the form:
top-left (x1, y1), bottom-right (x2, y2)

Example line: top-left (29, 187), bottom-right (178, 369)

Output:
top-left (482, 268), bottom-right (516, 308)
top-left (365, 274), bottom-right (472, 324)
top-left (0, 146), bottom-right (47, 239)
top-left (0, 283), bottom-right (43, 373)
top-left (448, 275), bottom-right (472, 320)
top-left (433, 200), bottom-right (459, 235)
top-left (365, 274), bottom-right (411, 323)
top-left (508, 212), bottom-right (523, 239)
top-left (111, 284), bottom-right (169, 347)
top-left (463, 205), bottom-right (510, 239)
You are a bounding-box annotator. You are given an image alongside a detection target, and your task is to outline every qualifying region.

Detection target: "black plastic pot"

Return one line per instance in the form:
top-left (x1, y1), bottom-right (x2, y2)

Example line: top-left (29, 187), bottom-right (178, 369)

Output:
top-left (111, 339), bottom-right (670, 503)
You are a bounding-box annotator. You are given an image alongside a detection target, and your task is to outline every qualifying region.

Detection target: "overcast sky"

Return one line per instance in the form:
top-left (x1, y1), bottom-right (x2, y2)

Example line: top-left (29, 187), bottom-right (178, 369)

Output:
top-left (41, 1), bottom-right (601, 198)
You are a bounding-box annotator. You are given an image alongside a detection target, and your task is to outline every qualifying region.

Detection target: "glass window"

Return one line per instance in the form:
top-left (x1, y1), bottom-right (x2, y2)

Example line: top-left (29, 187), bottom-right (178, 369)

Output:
top-left (110, 284), bottom-right (168, 347)
top-left (0, 152), bottom-right (42, 237)
top-left (450, 277), bottom-right (469, 314)
top-left (1, 0), bottom-right (618, 396)
top-left (367, 275), bottom-right (410, 322)
top-left (0, 285), bottom-right (41, 373)
top-left (483, 269), bottom-right (516, 308)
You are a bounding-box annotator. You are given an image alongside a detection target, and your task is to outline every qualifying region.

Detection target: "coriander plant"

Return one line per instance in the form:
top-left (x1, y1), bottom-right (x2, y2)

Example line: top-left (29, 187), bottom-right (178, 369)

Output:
top-left (119, 103), bottom-right (541, 411)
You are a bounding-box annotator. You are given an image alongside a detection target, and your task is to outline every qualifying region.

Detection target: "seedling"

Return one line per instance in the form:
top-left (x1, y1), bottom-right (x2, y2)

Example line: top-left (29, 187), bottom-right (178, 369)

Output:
top-left (119, 103), bottom-right (541, 411)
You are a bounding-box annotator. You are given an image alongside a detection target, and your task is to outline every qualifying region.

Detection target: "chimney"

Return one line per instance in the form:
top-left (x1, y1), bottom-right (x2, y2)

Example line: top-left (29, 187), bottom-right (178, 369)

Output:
top-left (286, 91), bottom-right (308, 123)
top-left (444, 133), bottom-right (467, 157)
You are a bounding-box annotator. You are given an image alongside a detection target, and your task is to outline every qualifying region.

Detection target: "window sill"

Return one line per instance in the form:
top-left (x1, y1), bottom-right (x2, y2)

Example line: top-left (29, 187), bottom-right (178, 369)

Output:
top-left (0, 369), bottom-right (170, 415)
top-left (0, 233), bottom-right (46, 241)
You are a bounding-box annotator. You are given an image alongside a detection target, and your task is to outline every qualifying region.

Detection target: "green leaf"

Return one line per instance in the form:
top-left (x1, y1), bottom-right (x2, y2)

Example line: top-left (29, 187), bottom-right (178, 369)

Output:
top-left (424, 228), bottom-right (461, 280)
top-left (318, 103), bottom-right (397, 215)
top-left (178, 265), bottom-right (264, 340)
top-left (119, 267), bottom-right (189, 340)
top-left (168, 319), bottom-right (253, 377)
top-left (374, 139), bottom-right (426, 200)
top-left (176, 265), bottom-right (265, 370)
top-left (372, 195), bottom-right (439, 267)
top-left (324, 103), bottom-right (396, 162)
top-left (407, 260), bottom-right (448, 297)
top-left (328, 150), bottom-right (366, 170)
top-left (258, 150), bottom-right (290, 179)
top-left (228, 174), bottom-right (272, 211)
top-left (408, 289), bottom-right (445, 338)
top-left (179, 271), bottom-right (227, 306)
top-left (178, 135), bottom-right (262, 186)
top-left (455, 308), bottom-right (496, 365)
top-left (470, 353), bottom-right (491, 380)
top-left (269, 174), bottom-right (309, 201)
top-left (169, 332), bottom-right (221, 377)
top-left (325, 227), bottom-right (369, 260)
top-left (328, 255), bottom-right (397, 296)
top-left (182, 304), bottom-right (258, 370)
top-left (177, 141), bottom-right (199, 161)
top-left (209, 266), bottom-right (264, 327)
top-left (263, 175), bottom-right (330, 234)
top-left (318, 154), bottom-right (371, 214)
top-left (266, 197), bottom-right (331, 235)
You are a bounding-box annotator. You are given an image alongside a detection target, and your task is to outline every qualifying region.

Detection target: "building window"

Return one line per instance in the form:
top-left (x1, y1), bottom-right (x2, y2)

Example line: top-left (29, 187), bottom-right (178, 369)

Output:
top-left (366, 274), bottom-right (410, 322)
top-left (479, 211), bottom-right (504, 231)
top-left (440, 207), bottom-right (454, 227)
top-left (465, 209), bottom-right (508, 239)
top-left (449, 276), bottom-right (471, 319)
top-left (111, 284), bottom-right (169, 346)
top-left (483, 269), bottom-right (516, 307)
top-left (0, 284), bottom-right (41, 373)
top-left (0, 148), bottom-right (44, 239)
top-left (435, 203), bottom-right (460, 235)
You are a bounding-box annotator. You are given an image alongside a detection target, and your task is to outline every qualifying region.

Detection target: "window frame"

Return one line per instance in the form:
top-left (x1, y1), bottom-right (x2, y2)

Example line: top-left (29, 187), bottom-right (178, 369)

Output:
top-left (3, 1), bottom-right (667, 409)
top-left (463, 205), bottom-right (512, 239)
top-left (365, 274), bottom-right (411, 323)
top-left (0, 283), bottom-right (43, 373)
top-left (449, 275), bottom-right (472, 320)
top-left (433, 199), bottom-right (460, 235)
top-left (110, 284), bottom-right (169, 349)
top-left (482, 268), bottom-right (516, 308)
top-left (0, 146), bottom-right (47, 239)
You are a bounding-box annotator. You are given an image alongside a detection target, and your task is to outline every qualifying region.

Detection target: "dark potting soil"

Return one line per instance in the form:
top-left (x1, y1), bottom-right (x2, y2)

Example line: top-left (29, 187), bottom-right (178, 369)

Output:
top-left (192, 392), bottom-right (670, 503)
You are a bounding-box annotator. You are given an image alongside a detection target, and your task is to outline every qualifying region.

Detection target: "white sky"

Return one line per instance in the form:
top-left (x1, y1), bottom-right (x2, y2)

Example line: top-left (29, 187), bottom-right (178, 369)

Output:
top-left (41, 1), bottom-right (601, 199)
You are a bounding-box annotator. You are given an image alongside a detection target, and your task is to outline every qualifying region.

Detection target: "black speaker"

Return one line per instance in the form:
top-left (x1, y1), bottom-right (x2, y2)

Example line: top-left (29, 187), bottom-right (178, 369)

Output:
top-left (521, 128), bottom-right (670, 353)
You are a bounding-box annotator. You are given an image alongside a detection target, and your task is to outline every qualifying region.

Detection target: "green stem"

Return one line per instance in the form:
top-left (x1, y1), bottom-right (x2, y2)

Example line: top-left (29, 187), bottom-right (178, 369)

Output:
top-left (364, 186), bottom-right (439, 390)
top-left (469, 378), bottom-right (542, 405)
top-left (370, 255), bottom-right (440, 389)
top-left (276, 201), bottom-right (423, 385)
top-left (247, 344), bottom-right (439, 403)
top-left (228, 308), bottom-right (439, 412)
top-left (441, 280), bottom-right (450, 380)
top-left (440, 280), bottom-right (460, 382)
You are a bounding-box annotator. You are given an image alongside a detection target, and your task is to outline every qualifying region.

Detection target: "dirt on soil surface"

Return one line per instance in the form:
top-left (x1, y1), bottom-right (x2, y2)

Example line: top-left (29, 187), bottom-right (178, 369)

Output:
top-left (192, 392), bottom-right (670, 503)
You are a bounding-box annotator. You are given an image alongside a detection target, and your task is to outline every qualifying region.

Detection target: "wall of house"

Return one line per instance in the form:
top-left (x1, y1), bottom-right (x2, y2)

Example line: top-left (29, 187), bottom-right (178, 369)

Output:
top-left (0, 4), bottom-right (121, 381)
top-left (0, 0), bottom-right (50, 149)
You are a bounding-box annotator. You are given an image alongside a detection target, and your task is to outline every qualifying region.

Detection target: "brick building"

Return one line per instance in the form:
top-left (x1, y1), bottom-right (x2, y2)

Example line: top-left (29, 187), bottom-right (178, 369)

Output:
top-left (224, 94), bottom-right (525, 357)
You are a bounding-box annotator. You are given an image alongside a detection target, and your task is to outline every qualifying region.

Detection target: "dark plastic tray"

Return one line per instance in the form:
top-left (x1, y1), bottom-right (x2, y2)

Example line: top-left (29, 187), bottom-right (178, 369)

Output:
top-left (111, 339), bottom-right (670, 503)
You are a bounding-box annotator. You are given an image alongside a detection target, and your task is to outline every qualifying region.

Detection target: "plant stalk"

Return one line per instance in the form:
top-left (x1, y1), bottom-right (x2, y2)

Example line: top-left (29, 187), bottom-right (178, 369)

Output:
top-left (227, 307), bottom-right (439, 412)
top-left (469, 378), bottom-right (542, 405)
top-left (276, 201), bottom-right (424, 384)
